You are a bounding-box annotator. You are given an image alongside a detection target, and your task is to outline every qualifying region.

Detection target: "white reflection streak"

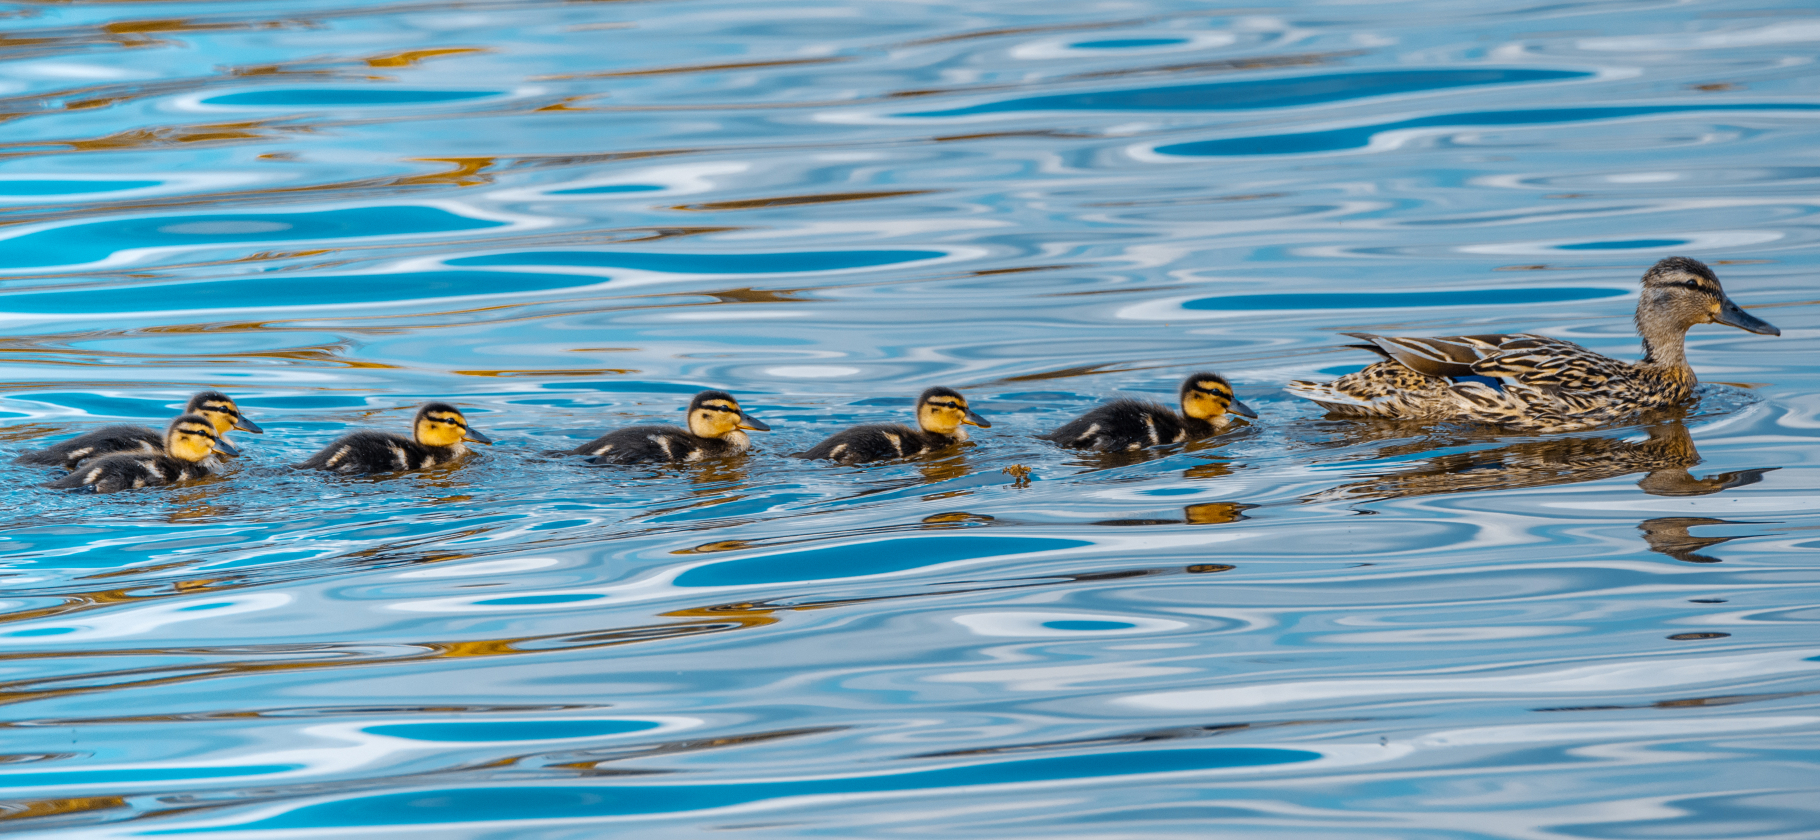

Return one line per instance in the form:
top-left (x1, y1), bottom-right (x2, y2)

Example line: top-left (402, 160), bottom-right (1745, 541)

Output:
top-left (1120, 649), bottom-right (1820, 711)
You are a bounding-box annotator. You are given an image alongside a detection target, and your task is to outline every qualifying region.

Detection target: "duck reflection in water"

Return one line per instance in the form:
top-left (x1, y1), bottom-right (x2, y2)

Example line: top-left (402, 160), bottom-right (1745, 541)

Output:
top-left (686, 456), bottom-right (748, 492)
top-left (1094, 501), bottom-right (1256, 527)
top-left (1308, 422), bottom-right (1773, 502)
top-left (1639, 517), bottom-right (1755, 564)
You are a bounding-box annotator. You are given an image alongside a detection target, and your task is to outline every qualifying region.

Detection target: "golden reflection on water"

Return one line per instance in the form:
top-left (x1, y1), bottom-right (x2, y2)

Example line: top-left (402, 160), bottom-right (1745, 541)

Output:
top-left (0, 796), bottom-right (128, 824)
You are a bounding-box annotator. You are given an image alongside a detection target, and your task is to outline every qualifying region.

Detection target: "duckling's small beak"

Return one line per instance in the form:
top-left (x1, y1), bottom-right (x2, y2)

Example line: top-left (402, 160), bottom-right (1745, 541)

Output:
top-left (1227, 397), bottom-right (1259, 419)
top-left (1714, 296), bottom-right (1780, 336)
top-left (234, 415), bottom-right (264, 434)
top-left (213, 437), bottom-right (241, 457)
top-left (463, 426), bottom-right (494, 445)
top-left (737, 411), bottom-right (771, 432)
top-left (963, 408), bottom-right (991, 428)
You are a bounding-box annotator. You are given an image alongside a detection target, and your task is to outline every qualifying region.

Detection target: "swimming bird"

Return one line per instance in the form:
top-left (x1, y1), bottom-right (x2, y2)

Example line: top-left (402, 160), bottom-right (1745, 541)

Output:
top-left (797, 387), bottom-right (988, 464)
top-left (295, 402), bottom-right (491, 475)
top-left (47, 413), bottom-right (239, 493)
top-left (1038, 372), bottom-right (1256, 451)
top-left (1284, 257), bottom-right (1780, 432)
top-left (16, 390), bottom-right (262, 470)
top-left (559, 390), bottom-right (770, 465)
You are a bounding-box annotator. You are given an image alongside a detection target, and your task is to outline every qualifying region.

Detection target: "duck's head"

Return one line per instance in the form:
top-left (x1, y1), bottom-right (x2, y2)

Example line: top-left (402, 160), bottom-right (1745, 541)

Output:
top-left (414, 403), bottom-right (492, 448)
top-left (185, 390), bottom-right (262, 436)
top-left (1180, 372), bottom-right (1258, 422)
top-left (916, 387), bottom-right (990, 437)
top-left (1638, 257), bottom-right (1779, 346)
top-left (165, 413), bottom-right (239, 462)
top-left (686, 390), bottom-right (770, 439)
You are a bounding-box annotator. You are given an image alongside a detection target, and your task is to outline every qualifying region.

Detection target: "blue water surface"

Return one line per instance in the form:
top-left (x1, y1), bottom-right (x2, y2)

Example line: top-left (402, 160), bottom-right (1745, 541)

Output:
top-left (0, 0), bottom-right (1814, 838)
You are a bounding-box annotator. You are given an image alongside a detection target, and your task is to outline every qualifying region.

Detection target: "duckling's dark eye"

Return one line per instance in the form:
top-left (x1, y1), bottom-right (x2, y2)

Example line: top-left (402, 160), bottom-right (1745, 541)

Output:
top-left (1683, 279), bottom-right (1702, 289)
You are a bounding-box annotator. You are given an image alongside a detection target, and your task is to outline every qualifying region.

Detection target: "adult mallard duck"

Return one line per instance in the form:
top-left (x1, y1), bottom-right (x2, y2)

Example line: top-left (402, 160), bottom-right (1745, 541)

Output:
top-left (1285, 257), bottom-right (1779, 432)
top-left (1039, 372), bottom-right (1256, 452)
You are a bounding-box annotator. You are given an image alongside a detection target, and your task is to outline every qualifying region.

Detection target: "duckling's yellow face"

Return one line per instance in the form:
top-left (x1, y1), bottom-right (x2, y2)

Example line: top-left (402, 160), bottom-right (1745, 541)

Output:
top-left (194, 398), bottom-right (244, 436)
top-left (415, 409), bottom-right (474, 448)
top-left (167, 419), bottom-right (225, 463)
top-left (917, 393), bottom-right (989, 436)
top-left (1180, 375), bottom-right (1258, 422)
top-left (687, 397), bottom-right (764, 439)
top-left (1184, 378), bottom-right (1235, 421)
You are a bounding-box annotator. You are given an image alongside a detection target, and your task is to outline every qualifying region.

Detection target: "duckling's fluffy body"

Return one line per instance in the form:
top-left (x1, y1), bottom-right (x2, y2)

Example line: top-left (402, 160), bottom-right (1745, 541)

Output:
top-left (1041, 400), bottom-right (1213, 451)
top-left (798, 387), bottom-right (990, 464)
top-left (295, 431), bottom-right (469, 474)
top-left (295, 403), bottom-right (490, 475)
top-left (797, 422), bottom-right (955, 463)
top-left (50, 452), bottom-right (219, 493)
top-left (573, 425), bottom-right (751, 464)
top-left (47, 414), bottom-right (236, 494)
top-left (1040, 373), bottom-right (1255, 452)
top-left (17, 391), bottom-right (261, 470)
top-left (19, 425), bottom-right (164, 470)
top-left (560, 391), bottom-right (770, 465)
top-left (1284, 257), bottom-right (1780, 433)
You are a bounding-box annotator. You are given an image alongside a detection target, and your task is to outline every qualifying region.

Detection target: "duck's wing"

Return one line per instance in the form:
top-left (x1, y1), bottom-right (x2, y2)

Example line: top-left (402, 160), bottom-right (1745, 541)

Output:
top-left (1470, 335), bottom-right (1631, 393)
top-left (1342, 333), bottom-right (1515, 378)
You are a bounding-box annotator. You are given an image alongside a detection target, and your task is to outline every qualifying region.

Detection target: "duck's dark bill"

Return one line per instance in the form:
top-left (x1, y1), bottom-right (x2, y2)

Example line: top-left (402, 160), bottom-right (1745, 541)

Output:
top-left (235, 415), bottom-right (265, 433)
top-left (464, 427), bottom-right (494, 444)
top-left (964, 408), bottom-right (992, 428)
top-left (1715, 298), bottom-right (1780, 336)
top-left (738, 411), bottom-right (772, 432)
top-left (215, 437), bottom-right (241, 457)
top-left (1228, 398), bottom-right (1260, 419)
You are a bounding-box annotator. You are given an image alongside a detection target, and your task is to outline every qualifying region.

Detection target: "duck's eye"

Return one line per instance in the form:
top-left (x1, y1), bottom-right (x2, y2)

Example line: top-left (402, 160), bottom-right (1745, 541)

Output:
top-left (1683, 279), bottom-right (1702, 289)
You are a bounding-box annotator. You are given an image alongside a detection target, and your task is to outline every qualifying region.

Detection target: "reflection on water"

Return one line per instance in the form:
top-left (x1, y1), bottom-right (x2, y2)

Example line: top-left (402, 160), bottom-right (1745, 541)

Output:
top-left (0, 0), bottom-right (1815, 837)
top-left (1308, 422), bottom-right (1774, 502)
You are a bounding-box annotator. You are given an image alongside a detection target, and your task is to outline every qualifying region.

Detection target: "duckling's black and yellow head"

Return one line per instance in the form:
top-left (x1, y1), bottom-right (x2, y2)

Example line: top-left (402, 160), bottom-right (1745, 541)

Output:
top-left (1639, 257), bottom-right (1779, 343)
top-left (916, 387), bottom-right (990, 437)
top-left (1179, 372), bottom-right (1257, 422)
top-left (165, 412), bottom-right (239, 463)
top-left (413, 403), bottom-right (492, 448)
top-left (685, 390), bottom-right (770, 439)
top-left (185, 390), bottom-right (262, 437)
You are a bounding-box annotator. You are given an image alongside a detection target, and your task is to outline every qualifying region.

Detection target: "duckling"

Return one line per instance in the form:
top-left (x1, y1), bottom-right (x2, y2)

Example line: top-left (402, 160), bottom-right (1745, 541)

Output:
top-left (1039, 373), bottom-right (1257, 452)
top-left (1284, 257), bottom-right (1781, 433)
top-left (798, 387), bottom-right (989, 464)
top-left (557, 390), bottom-right (770, 465)
top-left (47, 413), bottom-right (238, 494)
top-left (16, 390), bottom-right (262, 470)
top-left (295, 402), bottom-right (492, 475)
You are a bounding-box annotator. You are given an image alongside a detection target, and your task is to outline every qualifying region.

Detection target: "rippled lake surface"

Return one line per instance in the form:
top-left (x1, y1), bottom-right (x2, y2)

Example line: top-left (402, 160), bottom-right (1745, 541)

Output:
top-left (0, 0), bottom-right (1816, 836)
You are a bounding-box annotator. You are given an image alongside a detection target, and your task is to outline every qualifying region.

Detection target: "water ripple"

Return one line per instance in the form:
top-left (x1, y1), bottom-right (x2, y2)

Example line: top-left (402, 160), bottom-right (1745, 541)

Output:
top-left (0, 0), bottom-right (1816, 837)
